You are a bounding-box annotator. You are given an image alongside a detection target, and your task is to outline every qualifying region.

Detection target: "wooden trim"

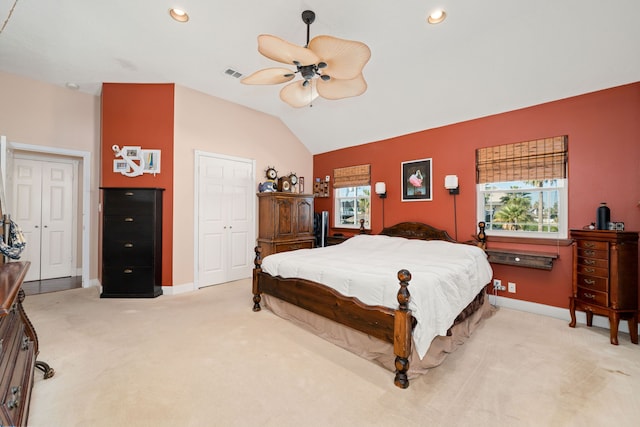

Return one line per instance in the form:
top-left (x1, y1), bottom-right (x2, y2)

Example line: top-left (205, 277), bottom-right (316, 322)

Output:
top-left (486, 249), bottom-right (558, 270)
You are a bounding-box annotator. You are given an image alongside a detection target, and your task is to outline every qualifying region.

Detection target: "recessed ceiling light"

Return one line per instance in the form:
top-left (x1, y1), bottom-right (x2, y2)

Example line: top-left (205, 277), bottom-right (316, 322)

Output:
top-left (169, 8), bottom-right (189, 23)
top-left (65, 82), bottom-right (80, 90)
top-left (427, 9), bottom-right (447, 24)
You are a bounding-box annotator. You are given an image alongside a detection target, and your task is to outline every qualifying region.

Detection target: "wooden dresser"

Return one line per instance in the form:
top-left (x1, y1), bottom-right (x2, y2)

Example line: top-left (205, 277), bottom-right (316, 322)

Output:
top-left (0, 261), bottom-right (54, 426)
top-left (100, 188), bottom-right (164, 298)
top-left (257, 193), bottom-right (315, 258)
top-left (569, 229), bottom-right (639, 345)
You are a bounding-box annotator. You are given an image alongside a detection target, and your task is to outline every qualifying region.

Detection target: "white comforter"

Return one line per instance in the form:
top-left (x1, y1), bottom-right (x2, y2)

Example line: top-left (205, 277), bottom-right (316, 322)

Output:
top-left (261, 234), bottom-right (493, 359)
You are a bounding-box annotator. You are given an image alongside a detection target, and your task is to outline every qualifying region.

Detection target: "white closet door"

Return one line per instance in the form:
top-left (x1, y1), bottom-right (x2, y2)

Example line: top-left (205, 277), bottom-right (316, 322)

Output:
top-left (12, 158), bottom-right (73, 281)
top-left (40, 162), bottom-right (73, 279)
top-left (197, 154), bottom-right (254, 288)
top-left (226, 161), bottom-right (253, 282)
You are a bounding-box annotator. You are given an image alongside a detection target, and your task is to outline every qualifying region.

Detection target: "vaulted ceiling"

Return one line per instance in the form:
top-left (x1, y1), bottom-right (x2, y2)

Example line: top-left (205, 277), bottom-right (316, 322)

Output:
top-left (1, 1), bottom-right (639, 154)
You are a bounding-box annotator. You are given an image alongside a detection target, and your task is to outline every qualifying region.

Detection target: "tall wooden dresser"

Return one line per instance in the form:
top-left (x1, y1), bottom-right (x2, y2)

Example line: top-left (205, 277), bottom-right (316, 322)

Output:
top-left (0, 261), bottom-right (54, 426)
top-left (569, 229), bottom-right (639, 345)
top-left (257, 193), bottom-right (315, 258)
top-left (100, 188), bottom-right (163, 298)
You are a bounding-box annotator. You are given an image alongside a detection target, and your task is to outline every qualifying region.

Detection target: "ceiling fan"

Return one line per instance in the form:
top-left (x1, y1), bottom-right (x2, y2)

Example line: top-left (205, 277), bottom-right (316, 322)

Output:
top-left (241, 10), bottom-right (371, 108)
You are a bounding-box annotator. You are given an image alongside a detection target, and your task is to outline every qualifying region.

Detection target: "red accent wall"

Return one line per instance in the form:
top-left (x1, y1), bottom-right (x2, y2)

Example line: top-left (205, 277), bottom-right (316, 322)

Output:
top-left (314, 82), bottom-right (640, 309)
top-left (101, 83), bottom-right (174, 286)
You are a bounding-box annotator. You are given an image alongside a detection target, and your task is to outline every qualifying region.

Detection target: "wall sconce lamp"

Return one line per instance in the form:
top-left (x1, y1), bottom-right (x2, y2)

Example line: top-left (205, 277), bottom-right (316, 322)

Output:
top-left (444, 175), bottom-right (459, 239)
top-left (375, 182), bottom-right (386, 228)
top-left (444, 175), bottom-right (459, 195)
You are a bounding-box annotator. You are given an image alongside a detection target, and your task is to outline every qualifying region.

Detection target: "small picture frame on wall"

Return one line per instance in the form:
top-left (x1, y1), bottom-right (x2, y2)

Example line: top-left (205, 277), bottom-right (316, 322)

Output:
top-left (142, 149), bottom-right (161, 174)
top-left (113, 160), bottom-right (129, 172)
top-left (299, 177), bottom-right (305, 193)
top-left (401, 158), bottom-right (432, 201)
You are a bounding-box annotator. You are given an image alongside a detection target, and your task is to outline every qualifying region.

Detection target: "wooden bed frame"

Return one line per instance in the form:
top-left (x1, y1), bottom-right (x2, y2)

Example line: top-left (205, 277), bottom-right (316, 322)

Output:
top-left (252, 221), bottom-right (487, 389)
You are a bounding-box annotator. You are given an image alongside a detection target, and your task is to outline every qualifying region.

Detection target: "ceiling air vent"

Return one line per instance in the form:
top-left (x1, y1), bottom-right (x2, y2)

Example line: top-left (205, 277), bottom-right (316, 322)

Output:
top-left (224, 68), bottom-right (243, 79)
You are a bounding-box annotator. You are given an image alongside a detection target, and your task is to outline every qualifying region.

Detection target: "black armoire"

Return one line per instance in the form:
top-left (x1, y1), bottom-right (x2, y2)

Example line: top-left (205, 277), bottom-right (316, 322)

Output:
top-left (100, 187), bottom-right (163, 298)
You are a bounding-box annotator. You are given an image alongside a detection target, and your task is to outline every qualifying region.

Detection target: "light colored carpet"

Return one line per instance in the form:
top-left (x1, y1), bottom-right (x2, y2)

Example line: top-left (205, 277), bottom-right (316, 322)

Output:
top-left (24, 280), bottom-right (640, 427)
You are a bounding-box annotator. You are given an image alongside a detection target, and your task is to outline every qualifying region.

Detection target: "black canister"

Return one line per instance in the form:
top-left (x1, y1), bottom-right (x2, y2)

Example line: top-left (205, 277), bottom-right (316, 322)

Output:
top-left (596, 202), bottom-right (610, 230)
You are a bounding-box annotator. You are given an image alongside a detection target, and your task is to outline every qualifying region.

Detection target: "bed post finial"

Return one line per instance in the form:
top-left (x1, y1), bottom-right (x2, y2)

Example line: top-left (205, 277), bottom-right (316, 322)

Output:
top-left (394, 269), bottom-right (412, 388)
top-left (252, 246), bottom-right (263, 312)
top-left (396, 269), bottom-right (411, 310)
top-left (477, 221), bottom-right (486, 250)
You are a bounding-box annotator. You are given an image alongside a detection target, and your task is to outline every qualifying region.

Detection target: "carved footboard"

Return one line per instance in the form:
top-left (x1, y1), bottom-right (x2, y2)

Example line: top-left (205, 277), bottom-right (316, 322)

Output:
top-left (252, 247), bottom-right (414, 388)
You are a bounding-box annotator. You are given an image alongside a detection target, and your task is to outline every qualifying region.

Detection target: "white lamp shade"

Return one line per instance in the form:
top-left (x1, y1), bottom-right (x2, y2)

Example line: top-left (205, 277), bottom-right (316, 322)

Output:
top-left (444, 175), bottom-right (459, 189)
top-left (375, 182), bottom-right (386, 194)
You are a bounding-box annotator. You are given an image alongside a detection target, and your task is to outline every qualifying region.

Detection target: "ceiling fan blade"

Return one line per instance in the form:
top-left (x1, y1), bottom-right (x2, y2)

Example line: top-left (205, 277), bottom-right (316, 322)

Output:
top-left (316, 74), bottom-right (368, 100)
top-left (308, 35), bottom-right (371, 80)
top-left (257, 34), bottom-right (320, 66)
top-left (279, 80), bottom-right (319, 108)
top-left (241, 68), bottom-right (295, 85)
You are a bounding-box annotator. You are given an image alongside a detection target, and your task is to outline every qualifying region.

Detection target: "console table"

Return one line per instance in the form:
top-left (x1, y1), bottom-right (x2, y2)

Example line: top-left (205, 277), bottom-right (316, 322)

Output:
top-left (0, 261), bottom-right (54, 426)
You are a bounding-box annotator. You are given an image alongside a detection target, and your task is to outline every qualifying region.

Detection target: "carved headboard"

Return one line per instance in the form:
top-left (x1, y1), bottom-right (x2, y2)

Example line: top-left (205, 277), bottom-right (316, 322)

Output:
top-left (379, 222), bottom-right (457, 243)
top-left (379, 221), bottom-right (487, 249)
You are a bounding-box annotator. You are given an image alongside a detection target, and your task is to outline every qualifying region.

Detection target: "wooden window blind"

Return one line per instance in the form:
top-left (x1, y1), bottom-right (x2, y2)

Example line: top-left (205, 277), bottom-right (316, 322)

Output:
top-left (476, 136), bottom-right (568, 183)
top-left (333, 164), bottom-right (371, 188)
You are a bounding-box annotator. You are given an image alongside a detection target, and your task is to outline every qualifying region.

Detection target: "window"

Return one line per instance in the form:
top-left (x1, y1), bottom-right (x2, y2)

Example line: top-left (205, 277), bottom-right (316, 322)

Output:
top-left (476, 136), bottom-right (568, 239)
top-left (334, 186), bottom-right (371, 229)
top-left (333, 164), bottom-right (371, 229)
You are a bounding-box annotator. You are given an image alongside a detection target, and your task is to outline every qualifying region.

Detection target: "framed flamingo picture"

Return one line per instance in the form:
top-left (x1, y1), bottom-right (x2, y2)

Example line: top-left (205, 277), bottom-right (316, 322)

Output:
top-left (401, 158), bottom-right (432, 201)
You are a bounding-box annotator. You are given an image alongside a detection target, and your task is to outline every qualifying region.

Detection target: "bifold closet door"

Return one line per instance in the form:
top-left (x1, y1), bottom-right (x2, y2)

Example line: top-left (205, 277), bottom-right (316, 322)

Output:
top-left (197, 154), bottom-right (253, 288)
top-left (13, 158), bottom-right (73, 282)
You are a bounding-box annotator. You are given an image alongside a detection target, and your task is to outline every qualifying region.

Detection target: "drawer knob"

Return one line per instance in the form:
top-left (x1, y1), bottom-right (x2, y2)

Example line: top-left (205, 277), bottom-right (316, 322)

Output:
top-left (584, 293), bottom-right (596, 300)
top-left (7, 386), bottom-right (20, 410)
top-left (583, 278), bottom-right (596, 285)
top-left (124, 268), bottom-right (133, 274)
top-left (124, 192), bottom-right (134, 196)
top-left (124, 243), bottom-right (134, 248)
top-left (124, 217), bottom-right (134, 222)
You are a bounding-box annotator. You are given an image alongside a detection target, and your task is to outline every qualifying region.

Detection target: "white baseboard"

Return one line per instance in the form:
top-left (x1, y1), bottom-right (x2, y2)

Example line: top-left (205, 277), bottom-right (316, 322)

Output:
top-left (490, 295), bottom-right (635, 334)
top-left (84, 278), bottom-right (101, 289)
top-left (162, 282), bottom-right (195, 295)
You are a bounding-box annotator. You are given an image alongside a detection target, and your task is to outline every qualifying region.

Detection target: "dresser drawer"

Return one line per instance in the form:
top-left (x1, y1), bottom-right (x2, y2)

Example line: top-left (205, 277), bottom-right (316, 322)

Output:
top-left (576, 240), bottom-right (609, 251)
top-left (103, 189), bottom-right (160, 215)
top-left (102, 266), bottom-right (155, 295)
top-left (103, 215), bottom-right (154, 236)
top-left (577, 247), bottom-right (609, 260)
top-left (102, 238), bottom-right (154, 266)
top-left (1, 332), bottom-right (34, 427)
top-left (0, 308), bottom-right (17, 353)
top-left (576, 264), bottom-right (608, 278)
top-left (576, 287), bottom-right (608, 306)
top-left (576, 274), bottom-right (608, 292)
top-left (577, 256), bottom-right (609, 269)
top-left (274, 240), bottom-right (314, 253)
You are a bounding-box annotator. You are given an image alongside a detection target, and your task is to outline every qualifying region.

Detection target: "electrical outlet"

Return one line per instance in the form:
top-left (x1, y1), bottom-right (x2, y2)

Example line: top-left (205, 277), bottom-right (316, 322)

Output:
top-left (508, 282), bottom-right (516, 293)
top-left (493, 279), bottom-right (505, 291)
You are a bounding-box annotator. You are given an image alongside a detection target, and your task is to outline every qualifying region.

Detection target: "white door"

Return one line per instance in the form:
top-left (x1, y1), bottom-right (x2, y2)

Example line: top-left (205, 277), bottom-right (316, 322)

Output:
top-left (197, 154), bottom-right (254, 288)
top-left (12, 158), bottom-right (74, 281)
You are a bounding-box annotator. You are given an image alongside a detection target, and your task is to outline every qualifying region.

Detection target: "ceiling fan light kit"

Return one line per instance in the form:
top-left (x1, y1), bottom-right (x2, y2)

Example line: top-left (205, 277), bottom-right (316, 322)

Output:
top-left (241, 10), bottom-right (371, 108)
